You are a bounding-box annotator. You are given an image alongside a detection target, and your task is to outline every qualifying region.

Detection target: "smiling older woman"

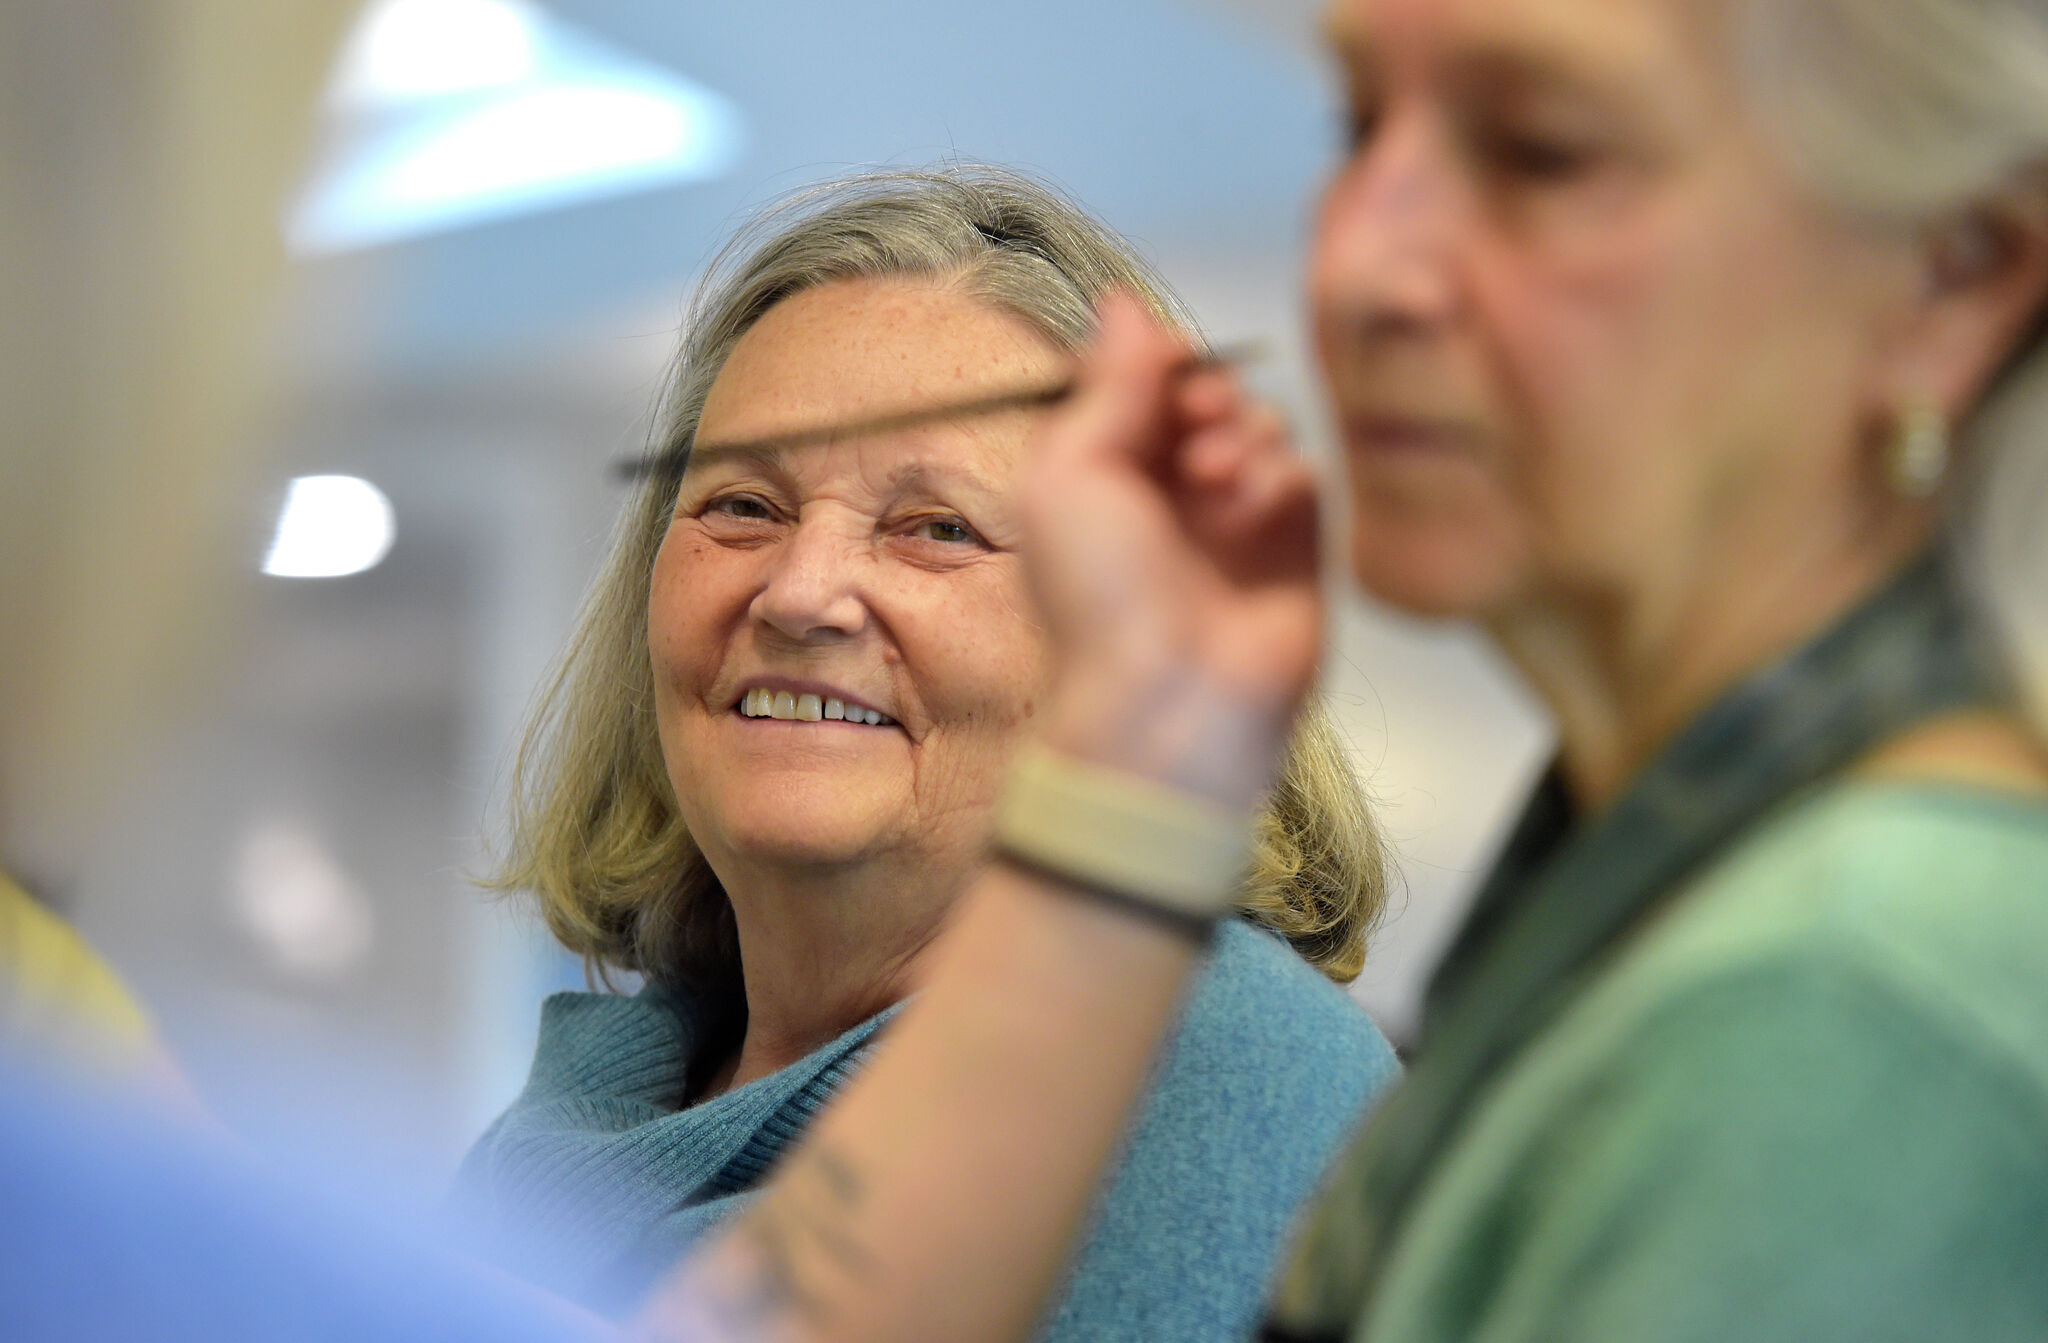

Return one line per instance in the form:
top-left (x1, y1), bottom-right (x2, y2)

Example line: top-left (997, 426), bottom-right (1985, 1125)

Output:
top-left (450, 168), bottom-right (1397, 1339)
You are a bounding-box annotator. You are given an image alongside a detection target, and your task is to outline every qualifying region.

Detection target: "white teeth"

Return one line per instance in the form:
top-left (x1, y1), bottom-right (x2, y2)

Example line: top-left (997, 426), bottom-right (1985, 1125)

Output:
top-left (739, 687), bottom-right (891, 726)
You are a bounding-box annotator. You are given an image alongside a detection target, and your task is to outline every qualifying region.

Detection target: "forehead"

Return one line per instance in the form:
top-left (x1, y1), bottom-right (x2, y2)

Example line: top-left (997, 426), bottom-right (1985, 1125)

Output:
top-left (697, 276), bottom-right (1068, 453)
top-left (1322, 0), bottom-right (1713, 88)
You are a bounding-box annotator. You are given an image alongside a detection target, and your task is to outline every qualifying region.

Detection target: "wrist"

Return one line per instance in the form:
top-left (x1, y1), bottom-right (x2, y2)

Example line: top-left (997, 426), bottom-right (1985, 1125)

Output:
top-left (1042, 661), bottom-right (1292, 812)
top-left (993, 848), bottom-right (1221, 944)
top-left (993, 739), bottom-right (1256, 925)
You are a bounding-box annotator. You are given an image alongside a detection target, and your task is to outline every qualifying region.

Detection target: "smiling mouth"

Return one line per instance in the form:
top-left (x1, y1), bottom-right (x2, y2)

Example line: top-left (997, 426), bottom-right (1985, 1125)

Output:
top-left (738, 687), bottom-right (897, 727)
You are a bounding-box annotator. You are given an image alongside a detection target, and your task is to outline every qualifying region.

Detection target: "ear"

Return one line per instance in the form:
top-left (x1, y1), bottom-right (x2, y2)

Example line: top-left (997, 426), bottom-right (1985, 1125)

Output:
top-left (1886, 185), bottom-right (2048, 417)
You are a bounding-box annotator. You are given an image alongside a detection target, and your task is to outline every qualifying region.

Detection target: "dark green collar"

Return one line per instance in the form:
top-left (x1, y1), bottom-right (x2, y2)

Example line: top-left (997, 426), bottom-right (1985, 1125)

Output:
top-left (1271, 547), bottom-right (2008, 1334)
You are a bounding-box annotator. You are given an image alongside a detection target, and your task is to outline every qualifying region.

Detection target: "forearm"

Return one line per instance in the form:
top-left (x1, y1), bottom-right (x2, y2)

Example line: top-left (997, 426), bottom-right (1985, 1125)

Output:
top-left (638, 861), bottom-right (1204, 1343)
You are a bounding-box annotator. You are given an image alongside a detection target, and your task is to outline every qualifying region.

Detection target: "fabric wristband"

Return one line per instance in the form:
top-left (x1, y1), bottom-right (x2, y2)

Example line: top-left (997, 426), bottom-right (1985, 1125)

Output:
top-left (993, 740), bottom-right (1256, 923)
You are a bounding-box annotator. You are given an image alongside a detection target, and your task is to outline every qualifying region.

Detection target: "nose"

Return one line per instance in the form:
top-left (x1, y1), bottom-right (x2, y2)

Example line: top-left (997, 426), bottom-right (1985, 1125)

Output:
top-left (1311, 111), bottom-right (1468, 335)
top-left (749, 509), bottom-right (869, 643)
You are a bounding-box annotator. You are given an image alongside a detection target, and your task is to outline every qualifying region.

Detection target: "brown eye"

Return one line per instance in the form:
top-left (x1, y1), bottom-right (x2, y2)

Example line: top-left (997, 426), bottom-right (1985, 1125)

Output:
top-left (708, 494), bottom-right (774, 520)
top-left (911, 516), bottom-right (979, 545)
top-left (693, 492), bottom-right (783, 540)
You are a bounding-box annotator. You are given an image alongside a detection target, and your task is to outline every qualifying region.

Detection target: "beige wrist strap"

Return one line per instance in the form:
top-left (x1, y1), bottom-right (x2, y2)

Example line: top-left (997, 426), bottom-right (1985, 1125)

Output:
top-left (993, 740), bottom-right (1255, 923)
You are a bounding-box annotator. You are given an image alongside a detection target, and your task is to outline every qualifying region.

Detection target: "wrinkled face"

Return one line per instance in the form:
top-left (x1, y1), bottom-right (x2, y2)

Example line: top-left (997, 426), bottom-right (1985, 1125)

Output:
top-left (1314, 0), bottom-right (1917, 619)
top-left (650, 278), bottom-right (1060, 879)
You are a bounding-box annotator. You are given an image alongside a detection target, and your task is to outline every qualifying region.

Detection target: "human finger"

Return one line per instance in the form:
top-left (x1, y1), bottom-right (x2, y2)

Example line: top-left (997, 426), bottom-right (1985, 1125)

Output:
top-left (1173, 362), bottom-right (1243, 429)
top-left (1039, 292), bottom-right (1194, 479)
top-left (1197, 434), bottom-right (1321, 564)
top-left (1179, 400), bottom-right (1291, 491)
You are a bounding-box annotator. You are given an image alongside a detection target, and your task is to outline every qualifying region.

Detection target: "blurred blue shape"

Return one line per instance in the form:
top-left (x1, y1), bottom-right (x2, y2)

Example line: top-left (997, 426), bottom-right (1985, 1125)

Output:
top-left (0, 1060), bottom-right (615, 1342)
top-left (291, 0), bottom-right (743, 253)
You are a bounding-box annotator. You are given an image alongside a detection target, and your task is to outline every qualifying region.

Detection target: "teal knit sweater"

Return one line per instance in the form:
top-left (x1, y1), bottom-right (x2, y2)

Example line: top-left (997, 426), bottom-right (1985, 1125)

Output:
top-left (452, 919), bottom-right (1397, 1340)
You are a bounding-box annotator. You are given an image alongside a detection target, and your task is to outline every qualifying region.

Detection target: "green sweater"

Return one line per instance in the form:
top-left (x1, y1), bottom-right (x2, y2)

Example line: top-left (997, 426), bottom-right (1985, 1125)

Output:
top-left (1348, 782), bottom-right (2048, 1341)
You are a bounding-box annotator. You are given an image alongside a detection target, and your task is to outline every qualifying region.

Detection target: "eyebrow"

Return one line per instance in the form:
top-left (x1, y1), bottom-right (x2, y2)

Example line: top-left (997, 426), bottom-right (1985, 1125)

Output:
top-left (680, 439), bottom-right (1016, 515)
top-left (654, 425), bottom-right (1015, 515)
top-left (883, 458), bottom-right (1004, 499)
top-left (671, 442), bottom-right (788, 482)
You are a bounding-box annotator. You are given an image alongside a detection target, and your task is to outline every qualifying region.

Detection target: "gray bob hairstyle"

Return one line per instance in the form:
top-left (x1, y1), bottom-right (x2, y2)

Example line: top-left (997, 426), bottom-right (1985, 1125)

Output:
top-left (490, 165), bottom-right (1388, 994)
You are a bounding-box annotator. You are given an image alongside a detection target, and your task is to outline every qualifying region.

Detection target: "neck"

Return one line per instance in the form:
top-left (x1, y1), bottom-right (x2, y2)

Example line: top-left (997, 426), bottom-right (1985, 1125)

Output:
top-left (1491, 509), bottom-right (1934, 815)
top-left (704, 850), bottom-right (965, 1096)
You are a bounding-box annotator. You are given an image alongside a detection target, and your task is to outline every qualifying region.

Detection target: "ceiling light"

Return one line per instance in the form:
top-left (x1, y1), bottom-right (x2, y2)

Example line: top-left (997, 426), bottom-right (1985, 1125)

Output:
top-left (328, 0), bottom-right (537, 108)
top-left (290, 0), bottom-right (743, 253)
top-left (263, 475), bottom-right (396, 579)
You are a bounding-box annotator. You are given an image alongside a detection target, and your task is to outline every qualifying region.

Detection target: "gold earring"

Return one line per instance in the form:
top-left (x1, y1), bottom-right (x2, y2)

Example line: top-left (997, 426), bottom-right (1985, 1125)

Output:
top-left (1888, 399), bottom-right (1950, 499)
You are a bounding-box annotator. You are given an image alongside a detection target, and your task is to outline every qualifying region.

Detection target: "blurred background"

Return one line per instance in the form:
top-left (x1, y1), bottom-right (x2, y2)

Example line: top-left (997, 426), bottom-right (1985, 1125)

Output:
top-left (30, 0), bottom-right (1548, 1201)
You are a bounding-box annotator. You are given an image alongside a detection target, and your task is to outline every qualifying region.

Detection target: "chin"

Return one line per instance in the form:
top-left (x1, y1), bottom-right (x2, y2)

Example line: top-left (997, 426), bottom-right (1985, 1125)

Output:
top-left (1347, 514), bottom-right (1524, 620)
top-left (713, 801), bottom-right (894, 869)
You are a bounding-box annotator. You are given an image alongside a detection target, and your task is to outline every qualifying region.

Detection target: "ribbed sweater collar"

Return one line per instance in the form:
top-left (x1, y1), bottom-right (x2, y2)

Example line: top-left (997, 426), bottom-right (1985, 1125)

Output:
top-left (453, 985), bottom-right (902, 1303)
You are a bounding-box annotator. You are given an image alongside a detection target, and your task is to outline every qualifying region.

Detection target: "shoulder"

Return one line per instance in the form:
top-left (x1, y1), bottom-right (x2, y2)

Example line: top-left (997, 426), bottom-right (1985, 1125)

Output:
top-left (1371, 787), bottom-right (2048, 1341)
top-left (1693, 777), bottom-right (2048, 913)
top-left (1113, 918), bottom-right (1397, 1199)
top-left (1037, 923), bottom-right (1397, 1340)
top-left (1507, 781), bottom-right (2048, 1148)
top-left (1617, 781), bottom-right (2048, 1084)
top-left (1391, 964), bottom-right (2048, 1342)
top-left (1167, 919), bottom-right (1400, 1113)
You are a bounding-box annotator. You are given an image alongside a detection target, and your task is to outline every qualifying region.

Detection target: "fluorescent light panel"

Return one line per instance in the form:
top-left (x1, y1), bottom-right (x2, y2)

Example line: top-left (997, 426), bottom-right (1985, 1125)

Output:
top-left (291, 0), bottom-right (743, 253)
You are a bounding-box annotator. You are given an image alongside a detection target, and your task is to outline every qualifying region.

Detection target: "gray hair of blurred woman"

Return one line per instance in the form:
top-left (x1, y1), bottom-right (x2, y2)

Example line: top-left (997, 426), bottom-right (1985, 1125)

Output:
top-left (1738, 0), bottom-right (2048, 729)
top-left (491, 165), bottom-right (1389, 995)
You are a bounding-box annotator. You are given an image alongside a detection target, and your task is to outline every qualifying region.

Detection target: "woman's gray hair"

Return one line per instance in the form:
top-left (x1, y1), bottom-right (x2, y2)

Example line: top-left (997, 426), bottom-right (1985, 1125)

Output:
top-left (1736, 0), bottom-right (2048, 728)
top-left (491, 165), bottom-right (1390, 993)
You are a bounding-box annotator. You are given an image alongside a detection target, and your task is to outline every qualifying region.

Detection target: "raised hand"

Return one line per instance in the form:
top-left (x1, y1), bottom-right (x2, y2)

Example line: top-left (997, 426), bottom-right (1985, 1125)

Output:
top-left (1024, 293), bottom-right (1325, 809)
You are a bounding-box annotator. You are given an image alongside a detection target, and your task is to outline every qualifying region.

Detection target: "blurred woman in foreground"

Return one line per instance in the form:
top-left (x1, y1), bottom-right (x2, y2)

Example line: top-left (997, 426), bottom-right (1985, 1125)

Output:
top-left (1269, 0), bottom-right (2048, 1334)
top-left (643, 0), bottom-right (2048, 1338)
top-left (455, 169), bottom-right (1395, 1339)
